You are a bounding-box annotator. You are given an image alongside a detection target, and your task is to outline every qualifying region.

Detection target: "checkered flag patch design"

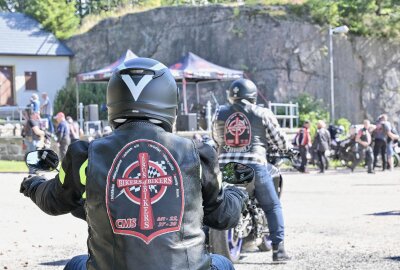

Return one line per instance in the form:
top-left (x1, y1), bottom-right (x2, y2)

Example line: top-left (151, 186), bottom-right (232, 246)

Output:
top-left (132, 161), bottom-right (167, 193)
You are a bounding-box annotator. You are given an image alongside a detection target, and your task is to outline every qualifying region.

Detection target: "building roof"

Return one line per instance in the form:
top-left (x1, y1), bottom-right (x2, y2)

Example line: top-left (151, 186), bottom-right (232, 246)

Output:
top-left (0, 12), bottom-right (73, 56)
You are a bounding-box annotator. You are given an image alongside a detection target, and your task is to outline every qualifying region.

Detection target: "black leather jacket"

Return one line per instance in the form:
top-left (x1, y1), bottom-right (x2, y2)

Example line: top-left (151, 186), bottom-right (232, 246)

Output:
top-left (213, 101), bottom-right (289, 165)
top-left (28, 121), bottom-right (243, 270)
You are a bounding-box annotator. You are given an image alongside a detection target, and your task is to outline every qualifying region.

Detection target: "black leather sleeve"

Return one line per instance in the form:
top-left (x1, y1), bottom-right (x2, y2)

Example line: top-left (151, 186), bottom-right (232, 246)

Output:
top-left (30, 140), bottom-right (89, 216)
top-left (196, 141), bottom-right (242, 230)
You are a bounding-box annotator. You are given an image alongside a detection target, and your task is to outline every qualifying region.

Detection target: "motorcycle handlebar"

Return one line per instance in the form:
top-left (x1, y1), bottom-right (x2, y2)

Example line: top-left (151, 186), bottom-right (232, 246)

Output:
top-left (267, 148), bottom-right (299, 159)
top-left (267, 148), bottom-right (301, 170)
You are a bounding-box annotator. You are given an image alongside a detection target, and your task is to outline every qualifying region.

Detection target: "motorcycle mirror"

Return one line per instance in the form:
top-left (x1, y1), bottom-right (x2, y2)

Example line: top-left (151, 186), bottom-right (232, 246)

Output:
top-left (25, 149), bottom-right (60, 172)
top-left (222, 162), bottom-right (254, 185)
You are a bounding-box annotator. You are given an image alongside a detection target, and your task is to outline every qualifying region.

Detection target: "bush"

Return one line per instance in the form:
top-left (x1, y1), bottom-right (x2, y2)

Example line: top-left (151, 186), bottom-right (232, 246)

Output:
top-left (54, 80), bottom-right (107, 121)
top-left (294, 93), bottom-right (329, 138)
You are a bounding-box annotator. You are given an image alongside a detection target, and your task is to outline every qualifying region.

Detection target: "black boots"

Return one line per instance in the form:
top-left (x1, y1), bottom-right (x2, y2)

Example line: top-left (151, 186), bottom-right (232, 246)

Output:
top-left (272, 242), bottom-right (290, 262)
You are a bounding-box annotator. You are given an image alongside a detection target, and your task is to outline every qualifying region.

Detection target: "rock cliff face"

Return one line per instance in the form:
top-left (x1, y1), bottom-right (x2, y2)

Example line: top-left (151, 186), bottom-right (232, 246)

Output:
top-left (66, 5), bottom-right (400, 127)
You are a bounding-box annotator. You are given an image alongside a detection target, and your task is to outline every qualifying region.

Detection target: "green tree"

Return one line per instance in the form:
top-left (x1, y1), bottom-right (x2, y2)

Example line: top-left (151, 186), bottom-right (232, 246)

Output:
top-left (306, 0), bottom-right (340, 25)
top-left (76, 0), bottom-right (161, 17)
top-left (54, 81), bottom-right (107, 121)
top-left (0, 0), bottom-right (26, 11)
top-left (294, 93), bottom-right (329, 137)
top-left (24, 0), bottom-right (79, 39)
top-left (304, 0), bottom-right (400, 38)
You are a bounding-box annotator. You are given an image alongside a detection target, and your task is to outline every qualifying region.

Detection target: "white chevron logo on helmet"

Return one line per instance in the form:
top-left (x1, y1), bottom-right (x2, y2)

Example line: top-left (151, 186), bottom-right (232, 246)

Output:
top-left (121, 63), bottom-right (167, 101)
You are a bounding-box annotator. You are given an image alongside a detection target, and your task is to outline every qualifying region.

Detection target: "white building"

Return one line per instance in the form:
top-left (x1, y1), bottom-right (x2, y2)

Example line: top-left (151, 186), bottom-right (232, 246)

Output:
top-left (0, 12), bottom-right (73, 108)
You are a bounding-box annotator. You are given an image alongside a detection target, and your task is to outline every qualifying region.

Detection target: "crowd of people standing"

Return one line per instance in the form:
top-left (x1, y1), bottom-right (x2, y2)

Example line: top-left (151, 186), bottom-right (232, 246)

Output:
top-left (22, 89), bottom-right (399, 176)
top-left (22, 93), bottom-right (82, 160)
top-left (22, 92), bottom-right (117, 160)
top-left (293, 115), bottom-right (399, 174)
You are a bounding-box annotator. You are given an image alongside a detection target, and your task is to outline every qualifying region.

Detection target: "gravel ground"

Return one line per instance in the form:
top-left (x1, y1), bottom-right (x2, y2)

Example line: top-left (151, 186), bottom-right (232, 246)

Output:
top-left (236, 168), bottom-right (400, 270)
top-left (1, 168), bottom-right (399, 270)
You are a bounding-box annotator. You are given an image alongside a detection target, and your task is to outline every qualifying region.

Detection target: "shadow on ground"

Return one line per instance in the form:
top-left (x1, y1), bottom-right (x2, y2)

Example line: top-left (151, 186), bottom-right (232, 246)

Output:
top-left (40, 259), bottom-right (69, 266)
top-left (354, 184), bottom-right (400, 186)
top-left (367, 210), bottom-right (400, 216)
top-left (235, 261), bottom-right (282, 266)
top-left (385, 256), bottom-right (400, 261)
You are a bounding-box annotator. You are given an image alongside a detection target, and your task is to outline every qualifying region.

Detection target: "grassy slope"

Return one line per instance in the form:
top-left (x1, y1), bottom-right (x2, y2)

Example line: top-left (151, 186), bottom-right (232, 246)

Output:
top-left (0, 160), bottom-right (28, 173)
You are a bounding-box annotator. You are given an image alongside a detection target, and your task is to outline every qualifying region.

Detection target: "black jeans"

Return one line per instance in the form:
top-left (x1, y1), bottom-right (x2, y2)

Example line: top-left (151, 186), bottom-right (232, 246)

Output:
top-left (317, 150), bottom-right (328, 172)
top-left (373, 139), bottom-right (387, 170)
top-left (352, 146), bottom-right (373, 172)
top-left (299, 145), bottom-right (308, 172)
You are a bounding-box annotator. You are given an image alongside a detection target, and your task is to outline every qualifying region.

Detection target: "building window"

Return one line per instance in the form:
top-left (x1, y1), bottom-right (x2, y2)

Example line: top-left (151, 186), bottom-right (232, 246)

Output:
top-left (25, 71), bottom-right (37, 90)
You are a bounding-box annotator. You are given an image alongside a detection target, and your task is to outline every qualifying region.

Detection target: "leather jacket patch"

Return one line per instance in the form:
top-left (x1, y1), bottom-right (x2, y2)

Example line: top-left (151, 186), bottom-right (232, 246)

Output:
top-left (224, 112), bottom-right (252, 151)
top-left (106, 139), bottom-right (184, 244)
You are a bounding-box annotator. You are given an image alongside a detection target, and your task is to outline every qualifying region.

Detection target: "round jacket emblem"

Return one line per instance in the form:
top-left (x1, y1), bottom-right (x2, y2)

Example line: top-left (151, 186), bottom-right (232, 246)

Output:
top-left (224, 112), bottom-right (252, 147)
top-left (106, 139), bottom-right (184, 244)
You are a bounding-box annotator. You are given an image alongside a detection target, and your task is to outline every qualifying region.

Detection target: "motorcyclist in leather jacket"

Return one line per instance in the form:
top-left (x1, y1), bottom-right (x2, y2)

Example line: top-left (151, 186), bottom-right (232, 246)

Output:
top-left (20, 58), bottom-right (248, 270)
top-left (212, 78), bottom-right (291, 262)
top-left (353, 120), bottom-right (374, 173)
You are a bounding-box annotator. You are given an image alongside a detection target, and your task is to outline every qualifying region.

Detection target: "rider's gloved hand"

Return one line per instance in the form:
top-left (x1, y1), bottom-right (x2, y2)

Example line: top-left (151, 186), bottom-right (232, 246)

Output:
top-left (225, 185), bottom-right (249, 212)
top-left (20, 175), bottom-right (45, 198)
top-left (42, 150), bottom-right (59, 170)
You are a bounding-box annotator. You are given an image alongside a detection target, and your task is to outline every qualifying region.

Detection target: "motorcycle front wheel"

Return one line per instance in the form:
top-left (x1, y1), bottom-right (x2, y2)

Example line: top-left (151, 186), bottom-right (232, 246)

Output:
top-left (393, 153), bottom-right (399, 167)
top-left (209, 228), bottom-right (243, 263)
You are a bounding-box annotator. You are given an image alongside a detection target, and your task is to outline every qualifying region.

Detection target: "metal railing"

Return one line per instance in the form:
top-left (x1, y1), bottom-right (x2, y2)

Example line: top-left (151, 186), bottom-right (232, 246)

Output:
top-left (0, 106), bottom-right (26, 122)
top-left (268, 102), bottom-right (299, 129)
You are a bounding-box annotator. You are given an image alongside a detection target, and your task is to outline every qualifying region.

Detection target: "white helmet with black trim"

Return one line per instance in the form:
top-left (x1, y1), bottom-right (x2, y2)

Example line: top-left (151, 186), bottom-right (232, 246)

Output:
top-left (107, 57), bottom-right (178, 131)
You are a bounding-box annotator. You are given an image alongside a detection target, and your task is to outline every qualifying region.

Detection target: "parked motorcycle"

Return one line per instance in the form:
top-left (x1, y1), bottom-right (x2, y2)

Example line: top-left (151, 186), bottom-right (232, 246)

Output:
top-left (207, 149), bottom-right (300, 262)
top-left (392, 141), bottom-right (400, 168)
top-left (330, 136), bottom-right (358, 168)
top-left (374, 141), bottom-right (400, 169)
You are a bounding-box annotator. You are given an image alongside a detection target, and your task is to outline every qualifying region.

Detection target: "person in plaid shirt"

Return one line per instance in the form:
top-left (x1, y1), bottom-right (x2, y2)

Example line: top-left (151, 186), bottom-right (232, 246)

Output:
top-left (212, 78), bottom-right (291, 262)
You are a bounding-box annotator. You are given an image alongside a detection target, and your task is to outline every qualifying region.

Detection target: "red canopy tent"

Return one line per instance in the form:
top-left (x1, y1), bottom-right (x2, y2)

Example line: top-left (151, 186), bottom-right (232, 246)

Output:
top-left (75, 49), bottom-right (138, 127)
top-left (169, 52), bottom-right (243, 114)
top-left (76, 49), bottom-right (138, 82)
top-left (75, 51), bottom-right (244, 126)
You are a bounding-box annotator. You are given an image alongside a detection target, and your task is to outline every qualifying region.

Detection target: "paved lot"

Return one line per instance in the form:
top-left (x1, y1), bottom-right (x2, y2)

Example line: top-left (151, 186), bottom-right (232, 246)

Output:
top-left (236, 168), bottom-right (400, 270)
top-left (0, 168), bottom-right (399, 269)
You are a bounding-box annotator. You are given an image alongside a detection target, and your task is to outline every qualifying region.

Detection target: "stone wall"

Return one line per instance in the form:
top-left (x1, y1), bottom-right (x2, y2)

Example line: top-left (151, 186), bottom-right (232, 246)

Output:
top-left (66, 5), bottom-right (400, 128)
top-left (0, 137), bottom-right (24, 161)
top-left (0, 123), bottom-right (25, 161)
top-left (0, 123), bottom-right (22, 137)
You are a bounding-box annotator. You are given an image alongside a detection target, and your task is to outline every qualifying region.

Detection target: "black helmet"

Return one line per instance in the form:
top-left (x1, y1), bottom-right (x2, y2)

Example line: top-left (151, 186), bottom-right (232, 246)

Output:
top-left (107, 57), bottom-right (178, 131)
top-left (228, 78), bottom-right (257, 104)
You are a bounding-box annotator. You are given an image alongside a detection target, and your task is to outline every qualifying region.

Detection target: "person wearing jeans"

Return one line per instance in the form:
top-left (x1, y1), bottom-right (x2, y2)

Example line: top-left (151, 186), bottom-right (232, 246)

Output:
top-left (213, 79), bottom-right (291, 262)
top-left (40, 92), bottom-right (54, 133)
top-left (373, 115), bottom-right (390, 171)
top-left (20, 58), bottom-right (245, 270)
top-left (248, 163), bottom-right (284, 244)
top-left (64, 254), bottom-right (234, 270)
top-left (313, 120), bottom-right (331, 173)
top-left (353, 120), bottom-right (374, 173)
